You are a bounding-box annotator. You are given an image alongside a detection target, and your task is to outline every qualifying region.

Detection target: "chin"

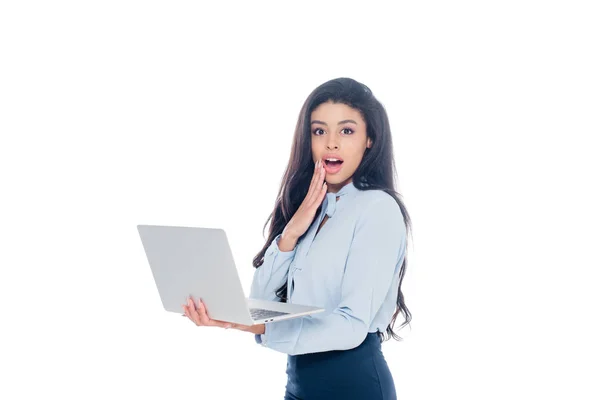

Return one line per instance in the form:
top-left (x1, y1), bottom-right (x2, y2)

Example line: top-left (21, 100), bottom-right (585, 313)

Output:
top-left (326, 176), bottom-right (348, 185)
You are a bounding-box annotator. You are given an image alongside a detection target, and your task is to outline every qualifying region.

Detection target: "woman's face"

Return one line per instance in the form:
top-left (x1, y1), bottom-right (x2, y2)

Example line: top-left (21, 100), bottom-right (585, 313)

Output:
top-left (310, 101), bottom-right (372, 193)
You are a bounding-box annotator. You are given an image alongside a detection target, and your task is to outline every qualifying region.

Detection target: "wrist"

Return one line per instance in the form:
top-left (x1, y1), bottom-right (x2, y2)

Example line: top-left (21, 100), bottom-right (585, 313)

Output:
top-left (281, 225), bottom-right (300, 241)
top-left (251, 324), bottom-right (266, 335)
top-left (278, 231), bottom-right (298, 252)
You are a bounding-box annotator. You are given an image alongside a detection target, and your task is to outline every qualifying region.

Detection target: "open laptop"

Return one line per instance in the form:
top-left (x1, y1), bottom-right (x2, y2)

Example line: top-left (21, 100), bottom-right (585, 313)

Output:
top-left (137, 224), bottom-right (324, 326)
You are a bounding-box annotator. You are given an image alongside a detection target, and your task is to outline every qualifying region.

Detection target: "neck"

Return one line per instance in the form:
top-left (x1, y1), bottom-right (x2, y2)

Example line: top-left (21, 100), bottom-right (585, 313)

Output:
top-left (327, 177), bottom-right (353, 194)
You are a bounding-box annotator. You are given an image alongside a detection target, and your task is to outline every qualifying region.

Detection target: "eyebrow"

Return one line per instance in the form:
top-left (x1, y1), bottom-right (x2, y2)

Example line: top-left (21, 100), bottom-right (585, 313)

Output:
top-left (311, 119), bottom-right (358, 126)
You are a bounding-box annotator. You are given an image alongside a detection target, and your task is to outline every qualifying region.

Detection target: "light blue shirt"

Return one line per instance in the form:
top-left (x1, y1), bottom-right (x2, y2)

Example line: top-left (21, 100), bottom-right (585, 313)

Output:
top-left (249, 180), bottom-right (407, 355)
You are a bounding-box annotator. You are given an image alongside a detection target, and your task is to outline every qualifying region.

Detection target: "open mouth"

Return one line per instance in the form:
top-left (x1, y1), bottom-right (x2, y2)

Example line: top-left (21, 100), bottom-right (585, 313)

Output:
top-left (323, 158), bottom-right (344, 174)
top-left (324, 159), bottom-right (343, 167)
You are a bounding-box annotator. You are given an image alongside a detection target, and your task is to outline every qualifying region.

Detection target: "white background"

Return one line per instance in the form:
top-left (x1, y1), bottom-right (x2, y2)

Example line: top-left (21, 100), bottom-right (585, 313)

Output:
top-left (1, 1), bottom-right (599, 399)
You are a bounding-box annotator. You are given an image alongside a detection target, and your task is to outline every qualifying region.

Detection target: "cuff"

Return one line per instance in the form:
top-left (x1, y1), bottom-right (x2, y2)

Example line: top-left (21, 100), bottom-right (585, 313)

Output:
top-left (266, 233), bottom-right (298, 258)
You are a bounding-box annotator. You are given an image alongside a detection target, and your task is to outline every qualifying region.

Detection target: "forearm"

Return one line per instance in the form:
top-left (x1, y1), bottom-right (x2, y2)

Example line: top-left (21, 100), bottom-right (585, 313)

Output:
top-left (234, 323), bottom-right (265, 335)
top-left (250, 262), bottom-right (289, 301)
top-left (258, 311), bottom-right (368, 355)
top-left (277, 231), bottom-right (298, 252)
top-left (249, 233), bottom-right (298, 301)
top-left (249, 324), bottom-right (265, 335)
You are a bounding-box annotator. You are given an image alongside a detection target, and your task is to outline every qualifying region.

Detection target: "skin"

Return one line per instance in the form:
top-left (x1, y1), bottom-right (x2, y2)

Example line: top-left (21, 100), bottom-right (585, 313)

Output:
top-left (182, 102), bottom-right (372, 335)
top-left (182, 297), bottom-right (265, 334)
top-left (310, 101), bottom-right (372, 194)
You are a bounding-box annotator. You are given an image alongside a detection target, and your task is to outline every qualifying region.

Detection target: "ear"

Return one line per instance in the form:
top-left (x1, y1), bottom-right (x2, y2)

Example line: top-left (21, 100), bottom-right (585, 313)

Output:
top-left (367, 137), bottom-right (373, 149)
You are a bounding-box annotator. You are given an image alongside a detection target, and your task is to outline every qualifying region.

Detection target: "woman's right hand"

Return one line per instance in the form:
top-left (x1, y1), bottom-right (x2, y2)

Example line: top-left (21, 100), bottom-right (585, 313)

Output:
top-left (182, 297), bottom-right (232, 329)
top-left (182, 297), bottom-right (264, 334)
top-left (282, 159), bottom-right (327, 240)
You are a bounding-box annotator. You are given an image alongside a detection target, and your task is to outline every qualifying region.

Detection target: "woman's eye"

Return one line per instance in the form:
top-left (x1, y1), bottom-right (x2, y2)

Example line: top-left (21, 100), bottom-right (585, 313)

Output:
top-left (313, 128), bottom-right (353, 135)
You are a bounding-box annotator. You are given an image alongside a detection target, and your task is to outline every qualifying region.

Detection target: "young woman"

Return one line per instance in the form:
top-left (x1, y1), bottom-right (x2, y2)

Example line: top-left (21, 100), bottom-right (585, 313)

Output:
top-left (183, 77), bottom-right (412, 399)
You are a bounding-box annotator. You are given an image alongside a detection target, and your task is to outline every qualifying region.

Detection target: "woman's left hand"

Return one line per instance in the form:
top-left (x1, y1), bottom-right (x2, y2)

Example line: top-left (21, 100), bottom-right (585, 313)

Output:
top-left (182, 297), bottom-right (265, 335)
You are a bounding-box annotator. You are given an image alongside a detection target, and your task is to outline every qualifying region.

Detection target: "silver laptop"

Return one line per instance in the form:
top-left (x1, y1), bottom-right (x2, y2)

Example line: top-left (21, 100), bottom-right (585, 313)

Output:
top-left (137, 224), bottom-right (324, 325)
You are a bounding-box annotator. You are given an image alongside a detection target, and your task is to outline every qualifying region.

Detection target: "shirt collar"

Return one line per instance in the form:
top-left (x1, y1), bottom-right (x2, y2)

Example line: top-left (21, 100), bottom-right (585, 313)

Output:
top-left (324, 180), bottom-right (359, 218)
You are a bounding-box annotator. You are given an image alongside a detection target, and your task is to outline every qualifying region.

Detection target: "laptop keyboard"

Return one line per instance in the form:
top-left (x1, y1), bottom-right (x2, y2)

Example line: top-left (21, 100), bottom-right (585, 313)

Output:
top-left (249, 308), bottom-right (290, 320)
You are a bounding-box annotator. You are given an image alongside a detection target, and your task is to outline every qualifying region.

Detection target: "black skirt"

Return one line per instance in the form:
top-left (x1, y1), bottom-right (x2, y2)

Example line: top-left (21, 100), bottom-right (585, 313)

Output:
top-left (283, 333), bottom-right (397, 400)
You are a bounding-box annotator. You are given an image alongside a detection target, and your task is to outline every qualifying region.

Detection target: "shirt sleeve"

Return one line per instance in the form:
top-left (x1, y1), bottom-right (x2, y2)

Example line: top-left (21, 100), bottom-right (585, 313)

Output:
top-left (255, 195), bottom-right (406, 355)
top-left (249, 233), bottom-right (298, 302)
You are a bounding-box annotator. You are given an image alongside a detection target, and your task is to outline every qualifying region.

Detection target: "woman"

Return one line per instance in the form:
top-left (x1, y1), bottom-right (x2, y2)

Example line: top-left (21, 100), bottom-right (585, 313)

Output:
top-left (183, 77), bottom-right (412, 399)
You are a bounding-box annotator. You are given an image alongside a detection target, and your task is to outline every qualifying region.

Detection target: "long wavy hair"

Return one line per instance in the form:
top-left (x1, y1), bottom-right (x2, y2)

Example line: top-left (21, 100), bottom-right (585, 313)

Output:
top-left (252, 77), bottom-right (412, 342)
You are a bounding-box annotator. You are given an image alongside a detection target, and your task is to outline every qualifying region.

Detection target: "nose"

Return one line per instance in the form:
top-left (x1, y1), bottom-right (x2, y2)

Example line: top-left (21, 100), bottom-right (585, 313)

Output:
top-left (326, 134), bottom-right (339, 150)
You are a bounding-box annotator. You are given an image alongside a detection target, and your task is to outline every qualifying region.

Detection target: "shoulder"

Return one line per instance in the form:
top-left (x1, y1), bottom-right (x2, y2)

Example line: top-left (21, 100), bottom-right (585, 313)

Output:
top-left (354, 189), bottom-right (405, 224)
top-left (355, 188), bottom-right (401, 211)
top-left (349, 189), bottom-right (407, 246)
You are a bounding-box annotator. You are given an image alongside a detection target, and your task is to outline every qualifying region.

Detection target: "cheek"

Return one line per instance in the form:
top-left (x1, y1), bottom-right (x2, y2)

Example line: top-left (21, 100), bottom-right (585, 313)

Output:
top-left (349, 147), bottom-right (365, 165)
top-left (311, 149), bottom-right (318, 163)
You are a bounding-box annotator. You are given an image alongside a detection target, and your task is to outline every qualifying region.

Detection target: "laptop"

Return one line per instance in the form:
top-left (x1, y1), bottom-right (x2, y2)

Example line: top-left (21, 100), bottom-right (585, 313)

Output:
top-left (137, 224), bottom-right (324, 325)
